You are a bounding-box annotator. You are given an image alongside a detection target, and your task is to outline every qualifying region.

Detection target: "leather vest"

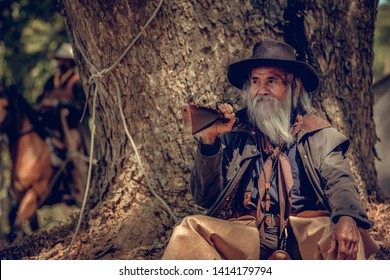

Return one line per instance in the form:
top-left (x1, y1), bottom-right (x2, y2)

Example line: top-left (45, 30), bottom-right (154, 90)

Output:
top-left (44, 72), bottom-right (79, 102)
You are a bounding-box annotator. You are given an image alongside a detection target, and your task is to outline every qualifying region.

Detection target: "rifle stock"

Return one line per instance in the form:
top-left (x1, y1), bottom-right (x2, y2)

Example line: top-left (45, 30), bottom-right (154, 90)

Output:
top-left (181, 104), bottom-right (228, 135)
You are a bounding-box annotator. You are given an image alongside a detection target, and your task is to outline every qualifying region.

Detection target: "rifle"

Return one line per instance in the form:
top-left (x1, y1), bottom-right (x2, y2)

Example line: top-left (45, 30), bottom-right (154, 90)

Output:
top-left (181, 104), bottom-right (229, 135)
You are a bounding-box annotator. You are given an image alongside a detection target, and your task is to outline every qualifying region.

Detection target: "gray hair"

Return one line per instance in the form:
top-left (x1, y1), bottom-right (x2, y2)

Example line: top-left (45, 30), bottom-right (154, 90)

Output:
top-left (244, 74), bottom-right (312, 146)
top-left (286, 74), bottom-right (312, 115)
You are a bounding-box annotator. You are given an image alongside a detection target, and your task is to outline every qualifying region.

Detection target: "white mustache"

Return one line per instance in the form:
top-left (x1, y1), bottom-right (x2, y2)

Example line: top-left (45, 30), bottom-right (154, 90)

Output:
top-left (253, 95), bottom-right (279, 106)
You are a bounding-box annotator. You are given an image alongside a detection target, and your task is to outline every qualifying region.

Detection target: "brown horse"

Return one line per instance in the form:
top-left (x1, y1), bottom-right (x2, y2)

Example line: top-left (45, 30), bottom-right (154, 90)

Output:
top-left (0, 86), bottom-right (72, 239)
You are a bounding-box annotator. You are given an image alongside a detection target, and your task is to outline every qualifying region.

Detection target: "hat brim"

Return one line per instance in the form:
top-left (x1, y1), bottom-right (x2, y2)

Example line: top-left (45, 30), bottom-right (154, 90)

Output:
top-left (47, 53), bottom-right (74, 60)
top-left (52, 55), bottom-right (74, 60)
top-left (227, 58), bottom-right (319, 93)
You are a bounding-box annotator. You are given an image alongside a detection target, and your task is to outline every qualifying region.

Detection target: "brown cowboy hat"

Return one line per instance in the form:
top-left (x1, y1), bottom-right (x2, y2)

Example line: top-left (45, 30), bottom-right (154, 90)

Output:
top-left (227, 39), bottom-right (319, 92)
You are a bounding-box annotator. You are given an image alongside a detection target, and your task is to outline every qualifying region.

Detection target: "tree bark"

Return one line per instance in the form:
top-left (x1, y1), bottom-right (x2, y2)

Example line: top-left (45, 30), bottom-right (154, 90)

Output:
top-left (60, 0), bottom-right (382, 259)
top-left (1, 0), bottom-right (384, 260)
top-left (291, 0), bottom-right (382, 203)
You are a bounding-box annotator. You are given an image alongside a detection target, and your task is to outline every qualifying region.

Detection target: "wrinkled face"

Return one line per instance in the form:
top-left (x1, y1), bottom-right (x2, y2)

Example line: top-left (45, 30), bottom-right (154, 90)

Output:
top-left (0, 97), bottom-right (10, 127)
top-left (248, 66), bottom-right (288, 103)
top-left (247, 66), bottom-right (294, 145)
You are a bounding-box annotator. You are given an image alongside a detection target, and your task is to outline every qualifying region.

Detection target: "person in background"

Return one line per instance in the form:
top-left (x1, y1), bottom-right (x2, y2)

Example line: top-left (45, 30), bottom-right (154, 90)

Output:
top-left (36, 42), bottom-right (89, 204)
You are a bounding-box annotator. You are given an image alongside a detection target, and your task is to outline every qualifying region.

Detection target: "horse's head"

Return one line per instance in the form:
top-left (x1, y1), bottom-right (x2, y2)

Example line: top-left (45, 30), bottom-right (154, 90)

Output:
top-left (0, 95), bottom-right (9, 125)
top-left (0, 85), bottom-right (44, 140)
top-left (0, 85), bottom-right (17, 131)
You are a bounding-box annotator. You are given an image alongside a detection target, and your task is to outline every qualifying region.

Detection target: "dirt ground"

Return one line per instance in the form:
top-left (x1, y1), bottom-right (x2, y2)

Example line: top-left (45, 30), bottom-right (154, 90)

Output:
top-left (0, 197), bottom-right (389, 260)
top-left (365, 201), bottom-right (390, 259)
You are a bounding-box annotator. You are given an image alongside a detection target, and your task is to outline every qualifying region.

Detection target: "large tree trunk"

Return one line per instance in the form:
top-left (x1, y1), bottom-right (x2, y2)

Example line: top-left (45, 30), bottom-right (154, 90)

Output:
top-left (1, 0), bottom-right (386, 260)
top-left (59, 0), bottom-right (377, 257)
top-left (296, 0), bottom-right (381, 203)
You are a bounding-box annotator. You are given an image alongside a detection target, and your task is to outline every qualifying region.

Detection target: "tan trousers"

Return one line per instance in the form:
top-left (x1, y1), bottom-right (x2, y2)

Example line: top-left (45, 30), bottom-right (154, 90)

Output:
top-left (162, 214), bottom-right (379, 260)
top-left (162, 215), bottom-right (260, 260)
top-left (289, 215), bottom-right (379, 260)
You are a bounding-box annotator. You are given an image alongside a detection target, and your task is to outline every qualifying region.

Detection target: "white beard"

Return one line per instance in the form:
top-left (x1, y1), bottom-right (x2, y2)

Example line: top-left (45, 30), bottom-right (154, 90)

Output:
top-left (247, 87), bottom-right (294, 146)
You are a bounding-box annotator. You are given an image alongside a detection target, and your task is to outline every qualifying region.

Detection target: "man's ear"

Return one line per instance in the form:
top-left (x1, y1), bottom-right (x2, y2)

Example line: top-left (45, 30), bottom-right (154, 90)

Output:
top-left (292, 78), bottom-right (302, 107)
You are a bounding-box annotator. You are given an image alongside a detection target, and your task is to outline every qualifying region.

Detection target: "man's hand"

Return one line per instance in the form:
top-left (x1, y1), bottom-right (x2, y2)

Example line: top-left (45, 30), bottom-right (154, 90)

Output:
top-left (328, 216), bottom-right (360, 260)
top-left (40, 98), bottom-right (58, 108)
top-left (198, 103), bottom-right (235, 144)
